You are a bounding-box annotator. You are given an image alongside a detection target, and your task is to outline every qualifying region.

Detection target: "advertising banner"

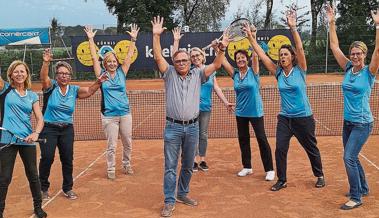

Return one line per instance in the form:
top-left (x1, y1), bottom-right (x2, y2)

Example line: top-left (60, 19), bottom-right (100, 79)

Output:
top-left (0, 28), bottom-right (50, 46)
top-left (71, 29), bottom-right (294, 72)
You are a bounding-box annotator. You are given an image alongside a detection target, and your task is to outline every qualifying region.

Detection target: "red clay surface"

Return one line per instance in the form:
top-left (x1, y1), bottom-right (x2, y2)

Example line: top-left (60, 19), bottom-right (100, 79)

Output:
top-left (5, 136), bottom-right (379, 218)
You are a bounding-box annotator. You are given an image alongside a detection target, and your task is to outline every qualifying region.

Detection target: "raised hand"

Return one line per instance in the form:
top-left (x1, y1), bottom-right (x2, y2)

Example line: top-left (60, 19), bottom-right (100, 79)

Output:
top-left (371, 8), bottom-right (379, 25)
top-left (325, 4), bottom-right (335, 23)
top-left (286, 10), bottom-right (297, 28)
top-left (126, 23), bottom-right (140, 40)
top-left (151, 16), bottom-right (167, 35)
top-left (84, 26), bottom-right (97, 39)
top-left (220, 30), bottom-right (231, 49)
top-left (172, 27), bottom-right (183, 41)
top-left (42, 48), bottom-right (53, 63)
top-left (243, 22), bottom-right (257, 40)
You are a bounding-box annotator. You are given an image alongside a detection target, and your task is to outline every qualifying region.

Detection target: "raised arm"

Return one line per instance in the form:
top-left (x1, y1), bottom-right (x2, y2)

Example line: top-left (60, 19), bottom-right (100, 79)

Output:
top-left (243, 23), bottom-right (276, 75)
top-left (204, 33), bottom-right (230, 77)
top-left (369, 8), bottom-right (379, 75)
top-left (151, 16), bottom-right (169, 73)
top-left (84, 26), bottom-right (102, 77)
top-left (77, 73), bottom-right (108, 99)
top-left (121, 23), bottom-right (140, 75)
top-left (326, 4), bottom-right (349, 70)
top-left (213, 77), bottom-right (234, 112)
top-left (287, 10), bottom-right (307, 71)
top-left (40, 48), bottom-right (53, 90)
top-left (171, 27), bottom-right (183, 57)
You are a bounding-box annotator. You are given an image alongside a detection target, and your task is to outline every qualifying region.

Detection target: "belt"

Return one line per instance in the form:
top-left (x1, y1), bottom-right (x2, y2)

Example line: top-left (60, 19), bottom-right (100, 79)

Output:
top-left (45, 122), bottom-right (72, 128)
top-left (166, 116), bottom-right (198, 125)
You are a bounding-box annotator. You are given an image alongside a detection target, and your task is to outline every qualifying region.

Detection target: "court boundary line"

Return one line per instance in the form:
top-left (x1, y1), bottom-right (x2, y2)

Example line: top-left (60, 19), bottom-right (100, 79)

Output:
top-left (315, 117), bottom-right (379, 172)
top-left (29, 109), bottom-right (161, 218)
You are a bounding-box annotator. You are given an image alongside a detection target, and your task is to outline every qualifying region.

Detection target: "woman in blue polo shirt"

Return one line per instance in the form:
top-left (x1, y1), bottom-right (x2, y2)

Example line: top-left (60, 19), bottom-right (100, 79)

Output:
top-left (221, 38), bottom-right (275, 180)
top-left (247, 11), bottom-right (325, 190)
top-left (0, 61), bottom-right (46, 218)
top-left (38, 49), bottom-right (107, 201)
top-left (85, 24), bottom-right (139, 179)
top-left (327, 5), bottom-right (379, 210)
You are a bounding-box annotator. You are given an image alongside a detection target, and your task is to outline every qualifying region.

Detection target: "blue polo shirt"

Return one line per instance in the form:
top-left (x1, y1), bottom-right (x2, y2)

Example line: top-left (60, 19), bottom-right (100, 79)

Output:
top-left (233, 67), bottom-right (264, 117)
top-left (200, 73), bottom-right (216, 112)
top-left (0, 82), bottom-right (39, 146)
top-left (100, 67), bottom-right (130, 117)
top-left (43, 79), bottom-right (79, 124)
top-left (342, 61), bottom-right (376, 123)
top-left (276, 66), bottom-right (312, 117)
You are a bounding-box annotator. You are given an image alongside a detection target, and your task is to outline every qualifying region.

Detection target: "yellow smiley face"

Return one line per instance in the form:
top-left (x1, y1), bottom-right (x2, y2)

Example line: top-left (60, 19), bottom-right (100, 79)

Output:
top-left (76, 41), bottom-right (99, 66)
top-left (267, 35), bottom-right (291, 61)
top-left (227, 38), bottom-right (252, 61)
top-left (114, 40), bottom-right (138, 64)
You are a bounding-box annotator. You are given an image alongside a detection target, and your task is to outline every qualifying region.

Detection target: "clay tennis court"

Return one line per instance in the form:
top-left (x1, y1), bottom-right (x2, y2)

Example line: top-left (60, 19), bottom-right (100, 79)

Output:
top-left (5, 74), bottom-right (379, 218)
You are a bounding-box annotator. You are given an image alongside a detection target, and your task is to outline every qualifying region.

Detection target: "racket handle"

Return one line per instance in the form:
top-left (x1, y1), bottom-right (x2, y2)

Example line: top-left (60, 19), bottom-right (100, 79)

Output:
top-left (202, 43), bottom-right (213, 50)
top-left (37, 138), bottom-right (47, 143)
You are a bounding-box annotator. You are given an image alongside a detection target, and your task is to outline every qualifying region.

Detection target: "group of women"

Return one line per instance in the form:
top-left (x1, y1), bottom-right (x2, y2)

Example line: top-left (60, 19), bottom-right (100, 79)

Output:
top-left (0, 4), bottom-right (377, 217)
top-left (0, 24), bottom-right (138, 218)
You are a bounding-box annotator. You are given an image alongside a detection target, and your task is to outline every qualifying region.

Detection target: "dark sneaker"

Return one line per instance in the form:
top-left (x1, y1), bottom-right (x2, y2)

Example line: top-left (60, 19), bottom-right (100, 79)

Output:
top-left (123, 165), bottom-right (134, 175)
top-left (161, 203), bottom-right (175, 217)
top-left (63, 190), bottom-right (78, 200)
top-left (193, 162), bottom-right (198, 172)
top-left (176, 195), bottom-right (198, 206)
top-left (34, 207), bottom-right (47, 218)
top-left (198, 161), bottom-right (209, 171)
top-left (271, 181), bottom-right (287, 191)
top-left (41, 191), bottom-right (50, 201)
top-left (315, 177), bottom-right (325, 188)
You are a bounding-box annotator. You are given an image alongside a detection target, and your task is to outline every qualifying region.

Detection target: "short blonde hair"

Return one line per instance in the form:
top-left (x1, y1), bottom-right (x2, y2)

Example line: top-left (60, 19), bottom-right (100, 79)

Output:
top-left (6, 60), bottom-right (32, 89)
top-left (55, 61), bottom-right (73, 74)
top-left (190, 47), bottom-right (206, 64)
top-left (102, 51), bottom-right (118, 69)
top-left (349, 41), bottom-right (368, 55)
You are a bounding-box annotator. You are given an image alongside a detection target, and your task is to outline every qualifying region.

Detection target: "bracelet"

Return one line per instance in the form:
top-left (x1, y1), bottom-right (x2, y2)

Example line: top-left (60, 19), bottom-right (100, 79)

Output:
top-left (131, 37), bottom-right (137, 42)
top-left (290, 27), bottom-right (297, 32)
top-left (34, 131), bottom-right (40, 135)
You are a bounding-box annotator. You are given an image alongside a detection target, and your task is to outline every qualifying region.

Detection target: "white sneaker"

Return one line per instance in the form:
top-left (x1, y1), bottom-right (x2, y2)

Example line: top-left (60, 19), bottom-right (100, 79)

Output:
top-left (265, 170), bottom-right (275, 181)
top-left (237, 168), bottom-right (253, 177)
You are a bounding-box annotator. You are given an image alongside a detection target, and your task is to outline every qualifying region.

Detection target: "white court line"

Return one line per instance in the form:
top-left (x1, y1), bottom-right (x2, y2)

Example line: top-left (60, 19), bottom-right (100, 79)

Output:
top-left (315, 117), bottom-right (379, 172)
top-left (29, 109), bottom-right (161, 218)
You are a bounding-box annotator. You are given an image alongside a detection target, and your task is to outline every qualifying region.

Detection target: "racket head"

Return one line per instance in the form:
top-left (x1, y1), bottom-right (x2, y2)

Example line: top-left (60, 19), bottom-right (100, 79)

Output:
top-left (0, 127), bottom-right (18, 149)
top-left (227, 18), bottom-right (251, 42)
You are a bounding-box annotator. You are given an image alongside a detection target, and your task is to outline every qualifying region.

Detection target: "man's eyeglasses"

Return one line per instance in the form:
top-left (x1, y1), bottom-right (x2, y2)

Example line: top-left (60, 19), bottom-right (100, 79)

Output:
top-left (174, 59), bottom-right (189, 65)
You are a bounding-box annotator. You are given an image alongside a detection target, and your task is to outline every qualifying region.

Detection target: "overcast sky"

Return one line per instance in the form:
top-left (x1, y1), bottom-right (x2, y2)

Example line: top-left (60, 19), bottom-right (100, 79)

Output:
top-left (0, 0), bottom-right (310, 29)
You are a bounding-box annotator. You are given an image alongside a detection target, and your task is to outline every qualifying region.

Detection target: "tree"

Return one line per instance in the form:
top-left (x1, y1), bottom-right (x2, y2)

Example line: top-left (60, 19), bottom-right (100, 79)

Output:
top-left (103, 0), bottom-right (177, 33)
top-left (173, 0), bottom-right (230, 31)
top-left (279, 3), bottom-right (310, 32)
top-left (309, 0), bottom-right (326, 50)
top-left (233, 0), bottom-right (267, 29)
top-left (336, 0), bottom-right (379, 55)
top-left (50, 17), bottom-right (64, 47)
top-left (264, 0), bottom-right (273, 29)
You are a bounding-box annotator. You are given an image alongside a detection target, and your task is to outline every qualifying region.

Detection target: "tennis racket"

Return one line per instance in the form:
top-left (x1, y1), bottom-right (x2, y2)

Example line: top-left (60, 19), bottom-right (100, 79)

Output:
top-left (0, 127), bottom-right (47, 151)
top-left (202, 18), bottom-right (251, 50)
